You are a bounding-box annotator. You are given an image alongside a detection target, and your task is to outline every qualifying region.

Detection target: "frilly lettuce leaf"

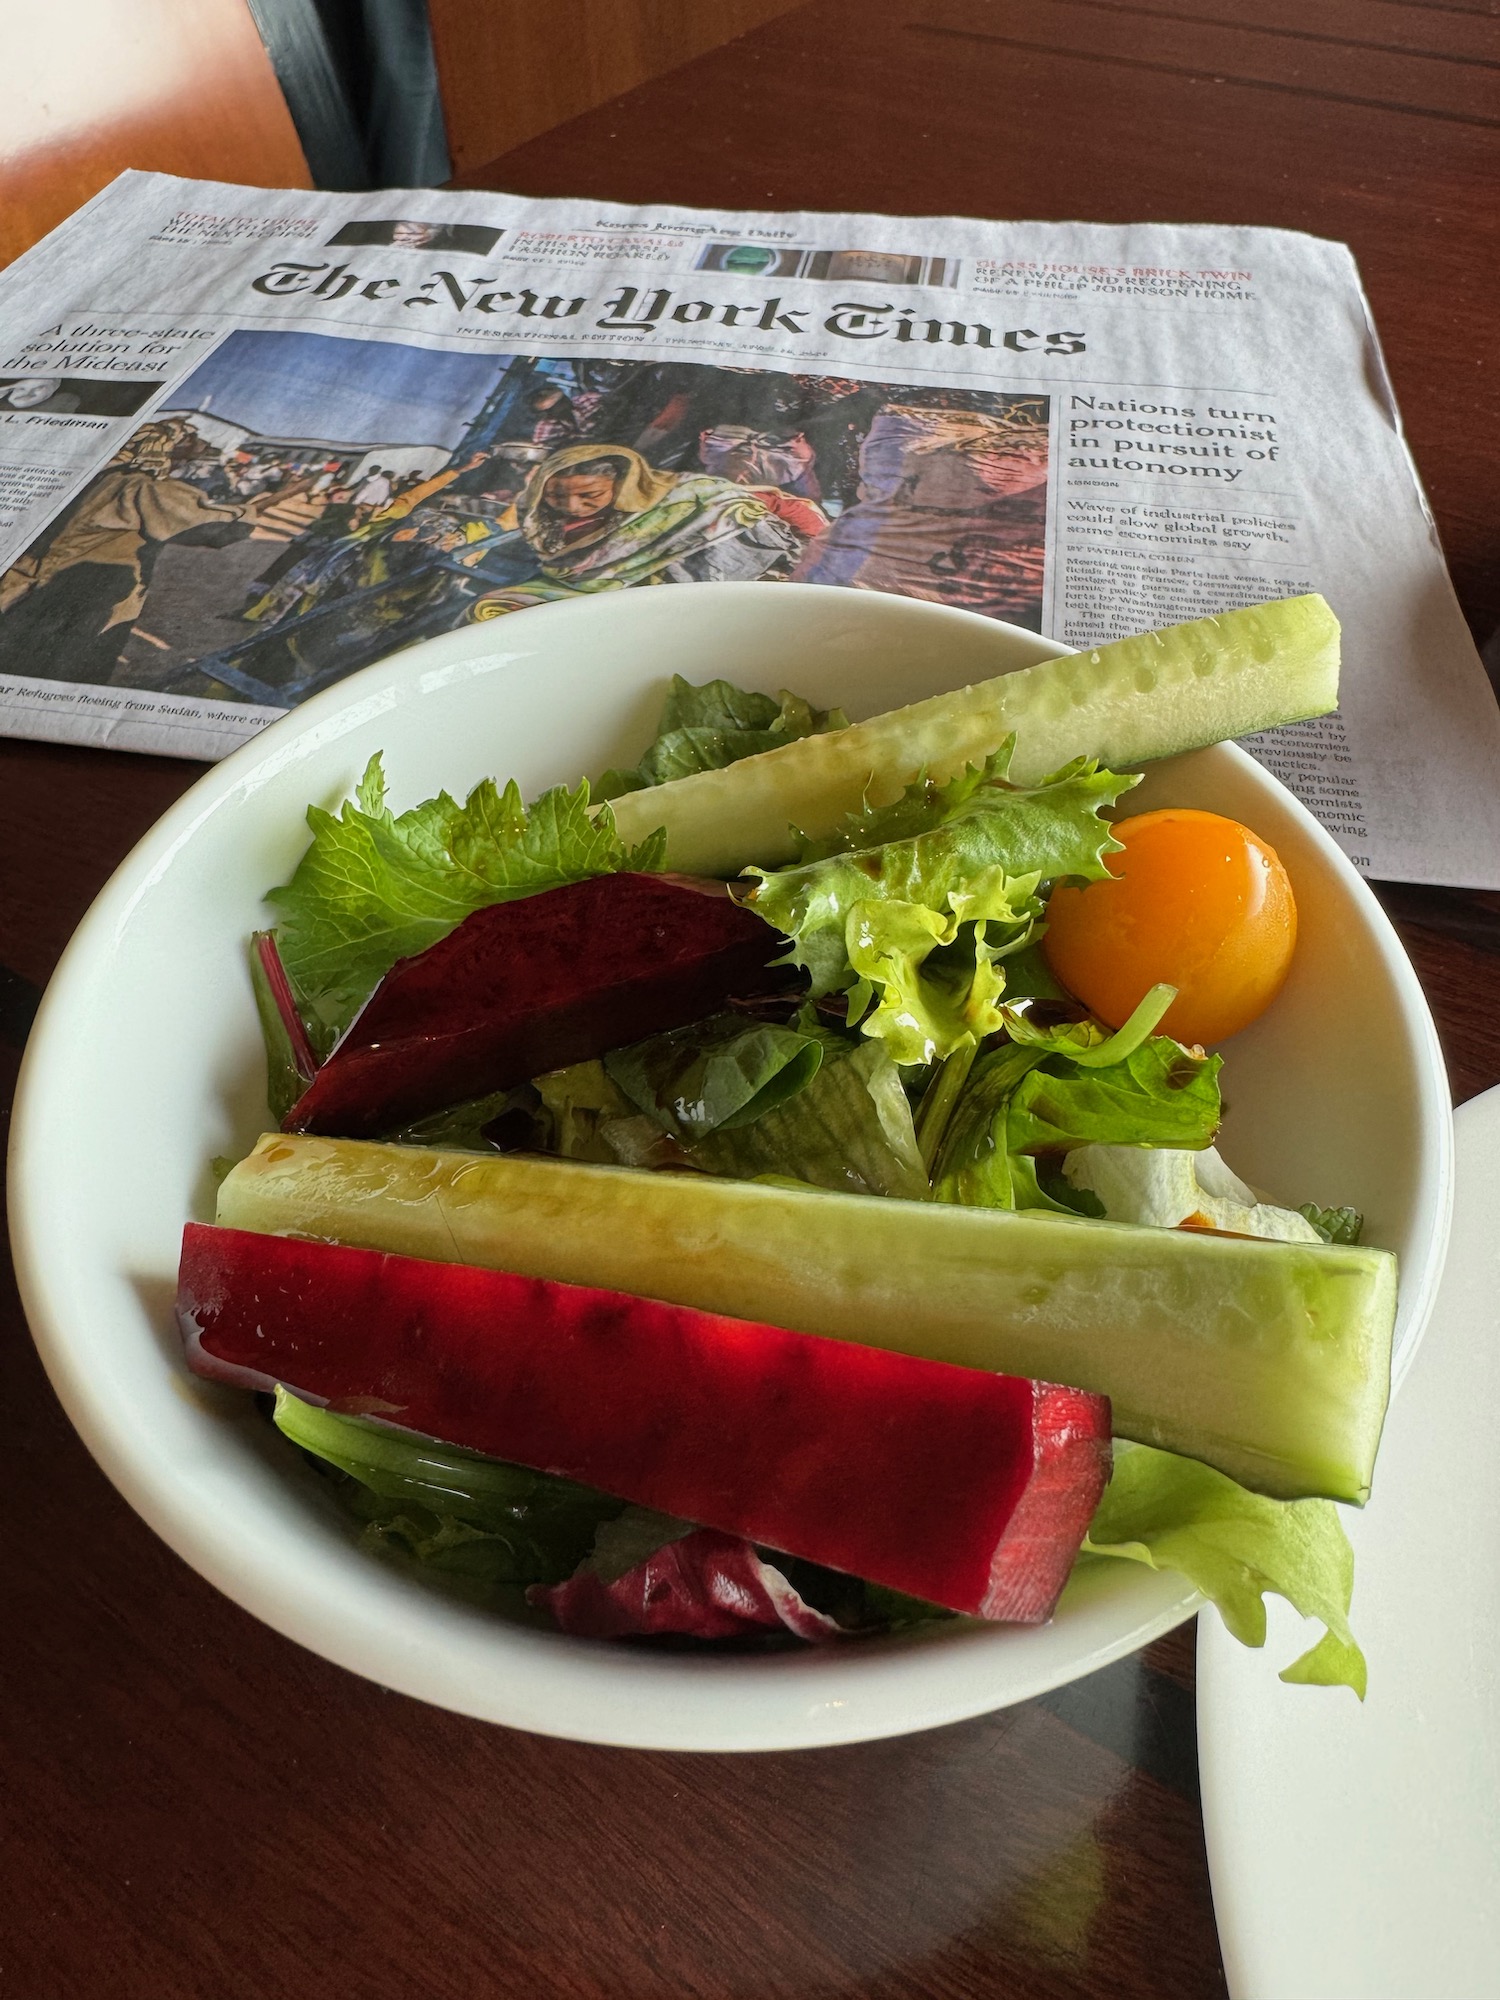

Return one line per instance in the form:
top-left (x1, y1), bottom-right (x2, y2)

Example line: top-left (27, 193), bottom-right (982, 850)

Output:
top-left (745, 752), bottom-right (1135, 1065)
top-left (794, 741), bottom-right (1138, 865)
top-left (268, 752), bottom-right (666, 1046)
top-left (842, 886), bottom-right (1037, 1066)
top-left (596, 676), bottom-right (848, 798)
top-left (1080, 1443), bottom-right (1366, 1695)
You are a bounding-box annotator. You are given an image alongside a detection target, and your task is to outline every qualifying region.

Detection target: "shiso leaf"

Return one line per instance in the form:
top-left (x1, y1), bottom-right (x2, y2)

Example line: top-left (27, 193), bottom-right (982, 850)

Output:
top-left (267, 754), bottom-right (665, 1046)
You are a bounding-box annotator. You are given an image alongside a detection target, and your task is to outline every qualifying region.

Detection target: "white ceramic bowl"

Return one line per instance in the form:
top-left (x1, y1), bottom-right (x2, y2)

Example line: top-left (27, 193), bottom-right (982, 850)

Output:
top-left (8, 584), bottom-right (1452, 1751)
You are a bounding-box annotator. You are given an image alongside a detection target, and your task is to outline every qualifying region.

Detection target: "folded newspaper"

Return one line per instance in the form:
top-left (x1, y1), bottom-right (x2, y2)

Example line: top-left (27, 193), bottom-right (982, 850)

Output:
top-left (2, 171), bottom-right (1498, 887)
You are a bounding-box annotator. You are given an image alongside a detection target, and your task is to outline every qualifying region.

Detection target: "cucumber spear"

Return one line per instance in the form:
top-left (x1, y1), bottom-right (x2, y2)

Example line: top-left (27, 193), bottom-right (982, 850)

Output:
top-left (607, 595), bottom-right (1340, 877)
top-left (217, 1135), bottom-right (1393, 1505)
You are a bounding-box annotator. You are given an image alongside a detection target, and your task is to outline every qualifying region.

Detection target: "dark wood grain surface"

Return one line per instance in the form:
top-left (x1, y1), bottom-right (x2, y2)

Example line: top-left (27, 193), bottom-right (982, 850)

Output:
top-left (4, 4), bottom-right (1498, 1995)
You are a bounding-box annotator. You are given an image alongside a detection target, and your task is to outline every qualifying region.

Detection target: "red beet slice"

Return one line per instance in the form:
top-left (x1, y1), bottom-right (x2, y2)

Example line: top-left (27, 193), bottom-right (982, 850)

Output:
top-left (284, 872), bottom-right (793, 1138)
top-left (177, 1224), bottom-right (1111, 1621)
top-left (531, 1529), bottom-right (846, 1642)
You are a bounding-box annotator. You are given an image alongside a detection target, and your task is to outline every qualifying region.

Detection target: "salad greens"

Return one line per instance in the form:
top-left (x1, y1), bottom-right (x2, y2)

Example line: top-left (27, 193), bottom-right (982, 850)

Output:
top-left (533, 1060), bottom-right (638, 1164)
top-left (597, 674), bottom-right (848, 798)
top-left (745, 748), bottom-right (1136, 1065)
top-left (278, 1388), bottom-right (1364, 1686)
top-left (1005, 1038), bottom-right (1222, 1156)
top-left (603, 1010), bottom-right (828, 1142)
top-left (242, 665), bottom-right (1375, 1679)
top-left (1065, 1143), bottom-right (1327, 1241)
top-left (268, 752), bottom-right (665, 1047)
top-left (1080, 1442), bottom-right (1366, 1695)
top-left (922, 986), bottom-right (1219, 1209)
top-left (686, 1036), bottom-right (926, 1198)
top-left (533, 1015), bottom-right (927, 1197)
top-left (273, 1387), bottom-right (622, 1598)
top-left (1300, 1202), bottom-right (1365, 1245)
top-left (248, 931), bottom-right (312, 1123)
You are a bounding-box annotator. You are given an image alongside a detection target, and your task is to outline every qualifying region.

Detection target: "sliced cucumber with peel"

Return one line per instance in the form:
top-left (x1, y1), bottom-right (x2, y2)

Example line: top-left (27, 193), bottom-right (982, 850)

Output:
top-left (607, 594), bottom-right (1341, 877)
top-left (218, 1133), bottom-right (1393, 1504)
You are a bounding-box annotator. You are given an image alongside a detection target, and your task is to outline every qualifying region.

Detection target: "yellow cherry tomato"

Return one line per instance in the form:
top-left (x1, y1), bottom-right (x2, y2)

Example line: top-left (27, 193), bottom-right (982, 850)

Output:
top-left (1042, 809), bottom-right (1297, 1046)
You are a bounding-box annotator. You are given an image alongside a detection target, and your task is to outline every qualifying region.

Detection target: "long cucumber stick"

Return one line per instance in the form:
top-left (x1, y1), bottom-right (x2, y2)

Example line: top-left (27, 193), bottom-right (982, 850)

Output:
top-left (607, 595), bottom-right (1340, 876)
top-left (217, 1132), bottom-right (1393, 1504)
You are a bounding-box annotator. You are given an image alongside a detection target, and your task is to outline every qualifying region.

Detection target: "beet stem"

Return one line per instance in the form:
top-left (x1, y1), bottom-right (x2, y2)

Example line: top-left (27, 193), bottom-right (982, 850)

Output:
top-left (256, 932), bottom-right (320, 1081)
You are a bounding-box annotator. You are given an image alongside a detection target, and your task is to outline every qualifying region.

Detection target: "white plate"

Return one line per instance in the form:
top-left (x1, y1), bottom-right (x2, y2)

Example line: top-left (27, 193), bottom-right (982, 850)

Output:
top-left (8, 582), bottom-right (1453, 1750)
top-left (1200, 1084), bottom-right (1500, 2000)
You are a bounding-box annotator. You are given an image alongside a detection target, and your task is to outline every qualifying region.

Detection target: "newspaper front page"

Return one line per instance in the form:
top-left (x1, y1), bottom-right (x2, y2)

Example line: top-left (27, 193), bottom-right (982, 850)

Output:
top-left (1, 171), bottom-right (1497, 888)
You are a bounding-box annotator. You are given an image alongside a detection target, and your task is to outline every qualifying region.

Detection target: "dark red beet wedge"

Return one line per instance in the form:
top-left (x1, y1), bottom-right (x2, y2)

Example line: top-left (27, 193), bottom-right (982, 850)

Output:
top-left (284, 872), bottom-right (793, 1138)
top-left (177, 1223), bottom-right (1111, 1621)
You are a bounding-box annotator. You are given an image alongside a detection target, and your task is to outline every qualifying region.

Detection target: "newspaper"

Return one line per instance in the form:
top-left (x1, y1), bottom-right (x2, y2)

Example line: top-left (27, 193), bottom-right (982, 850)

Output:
top-left (1, 170), bottom-right (1497, 888)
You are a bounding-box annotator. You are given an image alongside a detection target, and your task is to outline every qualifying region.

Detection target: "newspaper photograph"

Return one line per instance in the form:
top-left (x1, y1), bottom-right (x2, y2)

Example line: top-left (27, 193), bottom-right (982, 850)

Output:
top-left (1, 171), bottom-right (1497, 888)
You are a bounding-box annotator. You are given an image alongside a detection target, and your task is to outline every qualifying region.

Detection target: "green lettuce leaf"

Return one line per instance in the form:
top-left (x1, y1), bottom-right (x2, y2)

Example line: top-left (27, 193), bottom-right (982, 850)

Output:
top-left (268, 753), bottom-right (667, 1047)
top-left (842, 891), bottom-right (1036, 1066)
top-left (1065, 1143), bottom-right (1322, 1240)
top-left (930, 1043), bottom-right (1046, 1206)
top-left (688, 1037), bottom-right (928, 1198)
top-left (1080, 1443), bottom-right (1366, 1694)
top-left (596, 676), bottom-right (848, 798)
top-left (746, 753), bottom-right (1135, 1065)
top-left (1005, 1038), bottom-right (1222, 1154)
top-left (997, 981), bottom-right (1178, 1065)
top-left (381, 1085), bottom-right (534, 1153)
top-left (533, 1059), bottom-right (639, 1163)
top-left (604, 1011), bottom-right (826, 1142)
top-left (1299, 1202), bottom-right (1365, 1245)
top-left (273, 1389), bottom-right (623, 1596)
top-left (930, 1019), bottom-right (1220, 1209)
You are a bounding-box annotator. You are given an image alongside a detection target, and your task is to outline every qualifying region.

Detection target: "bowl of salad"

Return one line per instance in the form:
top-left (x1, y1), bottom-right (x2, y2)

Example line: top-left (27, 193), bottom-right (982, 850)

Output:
top-left (9, 582), bottom-right (1452, 1750)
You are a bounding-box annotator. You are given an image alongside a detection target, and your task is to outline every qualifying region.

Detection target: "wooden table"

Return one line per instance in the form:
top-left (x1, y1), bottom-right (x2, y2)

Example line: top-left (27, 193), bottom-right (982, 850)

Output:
top-left (4, 4), bottom-right (1498, 1994)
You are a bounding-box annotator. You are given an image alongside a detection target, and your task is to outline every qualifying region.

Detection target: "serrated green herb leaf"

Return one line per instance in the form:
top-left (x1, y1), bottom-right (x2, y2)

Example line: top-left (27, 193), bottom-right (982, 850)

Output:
top-left (267, 754), bottom-right (666, 1045)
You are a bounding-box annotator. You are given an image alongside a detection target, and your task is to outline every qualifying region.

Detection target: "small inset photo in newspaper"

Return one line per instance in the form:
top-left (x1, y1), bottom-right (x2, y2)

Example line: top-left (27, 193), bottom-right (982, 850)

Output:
top-left (0, 374), bottom-right (161, 416)
top-left (324, 219), bottom-right (503, 255)
top-left (693, 243), bottom-right (807, 278)
top-left (0, 327), bottom-right (1049, 707)
top-left (694, 243), bottom-right (958, 286)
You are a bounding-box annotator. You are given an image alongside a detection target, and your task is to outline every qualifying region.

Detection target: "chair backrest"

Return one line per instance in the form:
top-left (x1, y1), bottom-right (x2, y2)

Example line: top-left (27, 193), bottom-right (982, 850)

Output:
top-left (0, 0), bottom-right (310, 268)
